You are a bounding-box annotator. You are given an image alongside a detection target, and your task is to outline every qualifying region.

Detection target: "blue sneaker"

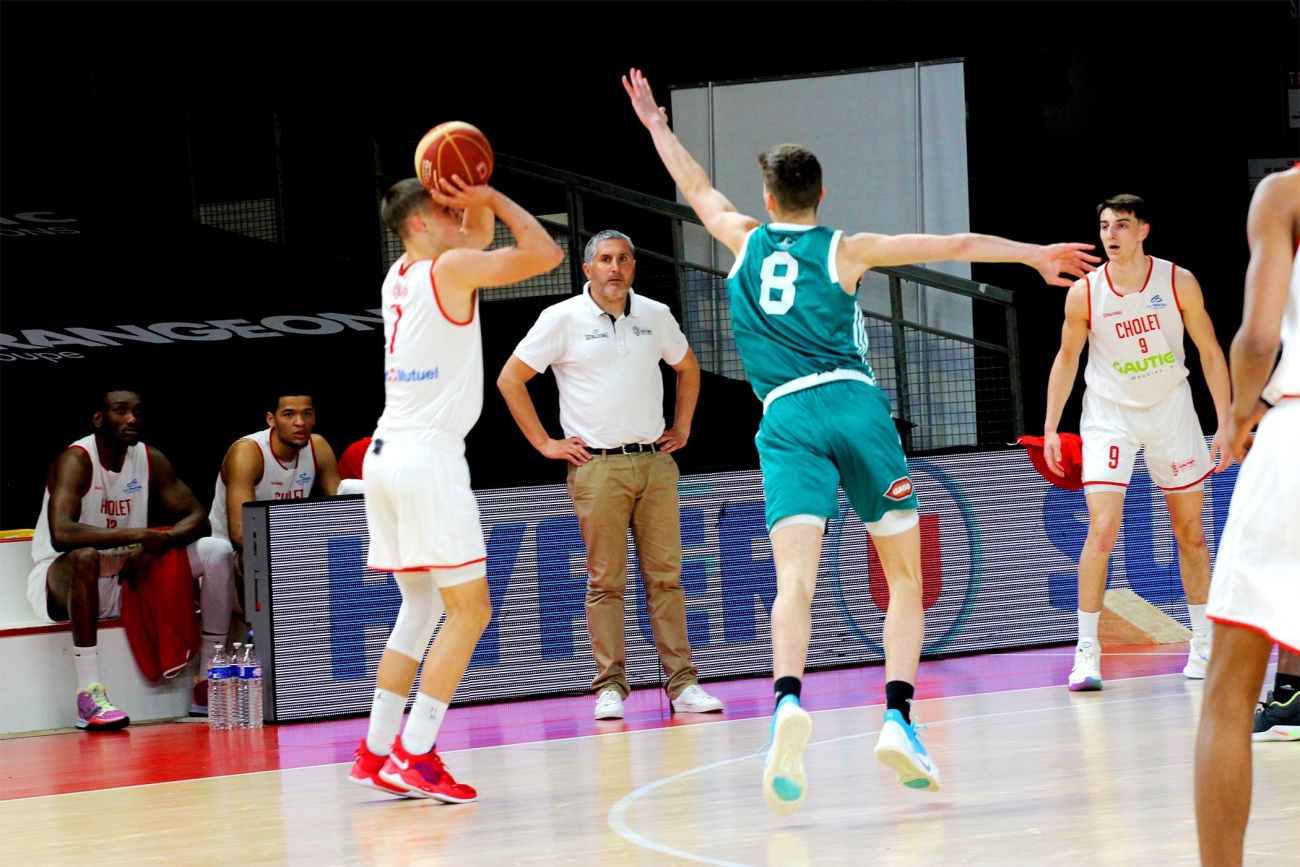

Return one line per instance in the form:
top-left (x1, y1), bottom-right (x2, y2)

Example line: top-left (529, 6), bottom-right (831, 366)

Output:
top-left (874, 709), bottom-right (941, 791)
top-left (762, 695), bottom-right (812, 816)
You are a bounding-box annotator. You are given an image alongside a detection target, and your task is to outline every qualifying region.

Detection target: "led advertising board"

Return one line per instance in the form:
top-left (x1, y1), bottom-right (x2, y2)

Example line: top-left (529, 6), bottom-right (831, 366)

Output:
top-left (244, 447), bottom-right (1237, 722)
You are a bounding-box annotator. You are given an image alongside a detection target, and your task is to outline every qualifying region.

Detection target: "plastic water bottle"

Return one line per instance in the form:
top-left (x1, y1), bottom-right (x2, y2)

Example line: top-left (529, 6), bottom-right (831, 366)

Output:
top-left (230, 642), bottom-right (244, 727)
top-left (231, 641), bottom-right (248, 728)
top-left (207, 645), bottom-right (233, 730)
top-left (239, 644), bottom-right (263, 729)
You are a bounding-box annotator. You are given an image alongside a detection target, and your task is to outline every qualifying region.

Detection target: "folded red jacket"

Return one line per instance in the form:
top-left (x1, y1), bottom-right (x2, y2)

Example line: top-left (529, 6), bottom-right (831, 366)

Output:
top-left (120, 545), bottom-right (200, 682)
top-left (1017, 433), bottom-right (1085, 491)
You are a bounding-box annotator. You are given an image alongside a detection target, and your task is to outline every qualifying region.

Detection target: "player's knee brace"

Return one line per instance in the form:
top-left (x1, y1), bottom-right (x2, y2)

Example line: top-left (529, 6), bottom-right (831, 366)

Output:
top-left (864, 509), bottom-right (919, 537)
top-left (386, 572), bottom-right (446, 660)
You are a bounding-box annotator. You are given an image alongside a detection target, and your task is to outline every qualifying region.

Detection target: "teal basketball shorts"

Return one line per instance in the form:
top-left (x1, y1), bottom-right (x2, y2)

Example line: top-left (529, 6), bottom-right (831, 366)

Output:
top-left (755, 379), bottom-right (918, 530)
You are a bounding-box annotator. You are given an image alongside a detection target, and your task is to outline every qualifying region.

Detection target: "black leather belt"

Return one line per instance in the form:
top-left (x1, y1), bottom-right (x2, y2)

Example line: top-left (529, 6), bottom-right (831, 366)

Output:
top-left (588, 442), bottom-right (660, 456)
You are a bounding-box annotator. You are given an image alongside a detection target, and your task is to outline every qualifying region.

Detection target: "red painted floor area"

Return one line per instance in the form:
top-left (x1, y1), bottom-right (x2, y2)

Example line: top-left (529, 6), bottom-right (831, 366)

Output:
top-left (0, 643), bottom-right (1200, 801)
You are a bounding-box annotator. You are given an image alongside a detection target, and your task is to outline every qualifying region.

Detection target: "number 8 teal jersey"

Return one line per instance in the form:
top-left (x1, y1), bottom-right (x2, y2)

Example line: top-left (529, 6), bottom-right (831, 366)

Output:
top-left (727, 223), bottom-right (876, 404)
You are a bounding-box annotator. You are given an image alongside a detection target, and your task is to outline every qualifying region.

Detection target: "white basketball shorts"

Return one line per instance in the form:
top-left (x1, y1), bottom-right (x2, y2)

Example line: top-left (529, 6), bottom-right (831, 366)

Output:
top-left (1207, 398), bottom-right (1300, 653)
top-left (27, 550), bottom-right (132, 623)
top-left (362, 428), bottom-right (487, 588)
top-left (1080, 380), bottom-right (1214, 492)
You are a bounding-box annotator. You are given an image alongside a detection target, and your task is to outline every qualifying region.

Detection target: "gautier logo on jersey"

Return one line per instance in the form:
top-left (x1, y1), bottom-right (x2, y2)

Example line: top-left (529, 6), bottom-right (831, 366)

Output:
top-left (122, 478), bottom-right (143, 495)
top-left (1148, 294), bottom-right (1169, 310)
top-left (1112, 351), bottom-right (1176, 374)
top-left (384, 368), bottom-right (438, 382)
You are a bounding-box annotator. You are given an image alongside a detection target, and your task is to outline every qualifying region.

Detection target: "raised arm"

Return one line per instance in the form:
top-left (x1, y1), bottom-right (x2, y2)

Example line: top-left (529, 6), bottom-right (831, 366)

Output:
top-left (147, 447), bottom-right (208, 549)
top-left (835, 232), bottom-right (1100, 293)
top-left (1226, 169), bottom-right (1300, 461)
top-left (1042, 279), bottom-right (1091, 474)
top-left (623, 68), bottom-right (759, 255)
top-left (221, 440), bottom-right (263, 552)
top-left (312, 434), bottom-right (341, 496)
top-left (496, 355), bottom-right (591, 466)
top-left (47, 448), bottom-right (166, 553)
top-left (1175, 268), bottom-right (1232, 470)
top-left (431, 179), bottom-right (564, 296)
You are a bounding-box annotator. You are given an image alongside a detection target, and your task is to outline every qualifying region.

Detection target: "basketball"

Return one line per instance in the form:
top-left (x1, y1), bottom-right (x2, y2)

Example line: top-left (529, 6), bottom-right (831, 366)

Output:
top-left (414, 121), bottom-right (494, 192)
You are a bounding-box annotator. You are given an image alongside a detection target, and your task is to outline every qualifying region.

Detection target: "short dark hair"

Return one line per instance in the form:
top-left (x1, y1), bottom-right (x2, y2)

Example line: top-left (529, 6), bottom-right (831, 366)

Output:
top-left (381, 178), bottom-right (434, 237)
top-left (757, 144), bottom-right (823, 214)
top-left (270, 392), bottom-right (313, 412)
top-left (94, 388), bottom-right (142, 413)
top-left (1097, 194), bottom-right (1147, 222)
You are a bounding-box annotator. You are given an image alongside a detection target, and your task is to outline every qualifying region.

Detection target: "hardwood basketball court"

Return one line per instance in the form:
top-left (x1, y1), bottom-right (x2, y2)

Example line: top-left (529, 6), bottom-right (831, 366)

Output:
top-left (2, 646), bottom-right (1293, 865)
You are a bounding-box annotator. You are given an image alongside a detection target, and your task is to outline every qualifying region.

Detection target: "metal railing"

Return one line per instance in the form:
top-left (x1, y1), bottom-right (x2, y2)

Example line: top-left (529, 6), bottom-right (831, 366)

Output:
top-left (187, 102), bottom-right (1023, 452)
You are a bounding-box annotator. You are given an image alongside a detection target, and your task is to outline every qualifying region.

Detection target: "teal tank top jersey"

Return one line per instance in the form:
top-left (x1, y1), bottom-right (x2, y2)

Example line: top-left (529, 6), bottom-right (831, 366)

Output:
top-left (729, 222), bottom-right (917, 529)
top-left (727, 223), bottom-right (875, 403)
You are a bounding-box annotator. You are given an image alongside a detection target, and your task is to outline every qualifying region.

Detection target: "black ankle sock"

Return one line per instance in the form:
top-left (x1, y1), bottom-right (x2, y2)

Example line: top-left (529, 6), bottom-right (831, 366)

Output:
top-left (1276, 673), bottom-right (1300, 700)
top-left (886, 680), bottom-right (915, 724)
top-left (774, 676), bottom-right (802, 709)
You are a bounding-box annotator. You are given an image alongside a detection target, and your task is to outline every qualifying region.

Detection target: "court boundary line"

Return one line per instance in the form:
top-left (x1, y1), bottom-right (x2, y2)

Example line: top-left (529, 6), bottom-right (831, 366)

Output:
top-left (605, 690), bottom-right (1182, 867)
top-left (0, 669), bottom-right (1205, 804)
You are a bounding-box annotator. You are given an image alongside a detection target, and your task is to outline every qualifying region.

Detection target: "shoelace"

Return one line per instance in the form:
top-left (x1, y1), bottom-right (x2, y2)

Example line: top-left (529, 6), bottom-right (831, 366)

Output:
top-left (88, 687), bottom-right (116, 711)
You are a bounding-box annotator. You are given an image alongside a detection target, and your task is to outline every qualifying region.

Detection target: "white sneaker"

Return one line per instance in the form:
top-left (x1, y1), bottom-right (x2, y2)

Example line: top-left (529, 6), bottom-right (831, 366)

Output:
top-left (762, 695), bottom-right (812, 817)
top-left (671, 684), bottom-right (724, 713)
top-left (874, 709), bottom-right (941, 791)
top-left (1068, 639), bottom-right (1102, 691)
top-left (1183, 630), bottom-right (1211, 679)
top-left (593, 688), bottom-right (625, 720)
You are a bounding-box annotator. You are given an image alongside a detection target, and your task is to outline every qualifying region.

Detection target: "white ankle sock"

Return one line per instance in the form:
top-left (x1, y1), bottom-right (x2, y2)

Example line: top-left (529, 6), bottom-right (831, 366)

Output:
top-left (366, 689), bottom-right (406, 756)
top-left (73, 645), bottom-right (100, 691)
top-left (1078, 610), bottom-right (1100, 645)
top-left (1187, 603), bottom-right (1209, 636)
top-left (401, 693), bottom-right (449, 756)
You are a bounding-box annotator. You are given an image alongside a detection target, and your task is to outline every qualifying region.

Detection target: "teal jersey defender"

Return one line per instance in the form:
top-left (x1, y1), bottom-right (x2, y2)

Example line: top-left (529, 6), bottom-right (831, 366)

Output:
top-left (727, 223), bottom-right (875, 403)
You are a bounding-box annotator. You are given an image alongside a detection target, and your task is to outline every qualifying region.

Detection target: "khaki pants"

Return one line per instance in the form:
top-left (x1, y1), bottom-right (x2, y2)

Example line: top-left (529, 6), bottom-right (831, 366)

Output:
top-left (567, 450), bottom-right (698, 699)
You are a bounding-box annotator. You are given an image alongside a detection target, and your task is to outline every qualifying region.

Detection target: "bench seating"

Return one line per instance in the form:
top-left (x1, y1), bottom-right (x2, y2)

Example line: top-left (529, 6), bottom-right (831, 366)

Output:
top-left (1, 534), bottom-right (194, 734)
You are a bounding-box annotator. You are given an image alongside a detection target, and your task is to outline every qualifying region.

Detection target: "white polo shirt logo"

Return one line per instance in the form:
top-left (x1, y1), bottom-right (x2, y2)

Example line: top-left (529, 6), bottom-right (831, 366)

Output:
top-left (584, 329), bottom-right (610, 341)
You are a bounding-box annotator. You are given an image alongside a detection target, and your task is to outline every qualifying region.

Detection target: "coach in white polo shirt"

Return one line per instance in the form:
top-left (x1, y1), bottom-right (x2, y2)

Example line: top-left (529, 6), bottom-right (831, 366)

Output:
top-left (498, 229), bottom-right (723, 719)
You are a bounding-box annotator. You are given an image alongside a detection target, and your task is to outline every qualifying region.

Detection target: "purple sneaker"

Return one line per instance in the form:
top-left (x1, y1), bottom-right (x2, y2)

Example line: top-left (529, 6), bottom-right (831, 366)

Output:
top-left (77, 683), bottom-right (130, 731)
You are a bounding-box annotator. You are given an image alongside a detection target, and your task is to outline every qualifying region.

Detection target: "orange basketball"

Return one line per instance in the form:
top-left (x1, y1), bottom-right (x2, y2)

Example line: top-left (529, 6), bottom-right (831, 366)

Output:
top-left (414, 121), bottom-right (494, 192)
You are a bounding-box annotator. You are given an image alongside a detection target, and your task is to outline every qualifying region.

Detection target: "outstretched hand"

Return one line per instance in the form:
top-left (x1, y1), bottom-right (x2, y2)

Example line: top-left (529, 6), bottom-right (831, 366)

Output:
top-left (623, 68), bottom-right (668, 129)
top-left (1032, 243), bottom-right (1102, 288)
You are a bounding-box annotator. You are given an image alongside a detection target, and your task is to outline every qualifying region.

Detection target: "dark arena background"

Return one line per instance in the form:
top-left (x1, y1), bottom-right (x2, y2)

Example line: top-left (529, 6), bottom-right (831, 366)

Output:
top-left (2, 3), bottom-right (1298, 864)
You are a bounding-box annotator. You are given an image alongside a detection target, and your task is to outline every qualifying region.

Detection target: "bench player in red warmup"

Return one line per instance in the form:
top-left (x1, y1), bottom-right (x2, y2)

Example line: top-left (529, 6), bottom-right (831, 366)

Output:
top-left (1043, 195), bottom-right (1231, 691)
top-left (347, 175), bottom-right (563, 801)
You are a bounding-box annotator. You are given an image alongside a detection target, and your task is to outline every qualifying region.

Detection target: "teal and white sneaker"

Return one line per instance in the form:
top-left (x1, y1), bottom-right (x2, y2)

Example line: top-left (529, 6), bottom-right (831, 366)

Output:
top-left (762, 695), bottom-right (812, 817)
top-left (874, 709), bottom-right (941, 791)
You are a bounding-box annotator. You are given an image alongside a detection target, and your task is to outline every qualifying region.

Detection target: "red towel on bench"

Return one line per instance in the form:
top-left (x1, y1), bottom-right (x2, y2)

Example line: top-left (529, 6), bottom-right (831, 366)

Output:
top-left (120, 546), bottom-right (200, 681)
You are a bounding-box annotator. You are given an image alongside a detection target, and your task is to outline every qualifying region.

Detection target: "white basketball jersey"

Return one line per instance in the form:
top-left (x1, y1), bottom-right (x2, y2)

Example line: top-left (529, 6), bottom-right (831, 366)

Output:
top-left (1260, 240), bottom-right (1300, 405)
top-left (377, 257), bottom-right (483, 439)
top-left (210, 427), bottom-right (317, 541)
top-left (1084, 256), bottom-right (1190, 408)
top-left (31, 433), bottom-right (151, 575)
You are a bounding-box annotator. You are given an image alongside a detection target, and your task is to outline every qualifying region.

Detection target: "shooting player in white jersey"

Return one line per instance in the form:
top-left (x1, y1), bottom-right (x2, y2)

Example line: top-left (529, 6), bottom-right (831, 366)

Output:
top-left (1043, 195), bottom-right (1231, 692)
top-left (1195, 164), bottom-right (1300, 867)
top-left (348, 175), bottom-right (563, 802)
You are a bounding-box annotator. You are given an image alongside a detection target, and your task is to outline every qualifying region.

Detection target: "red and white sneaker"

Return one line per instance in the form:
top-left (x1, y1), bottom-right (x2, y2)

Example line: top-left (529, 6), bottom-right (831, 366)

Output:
top-left (378, 738), bottom-right (477, 803)
top-left (348, 740), bottom-right (415, 797)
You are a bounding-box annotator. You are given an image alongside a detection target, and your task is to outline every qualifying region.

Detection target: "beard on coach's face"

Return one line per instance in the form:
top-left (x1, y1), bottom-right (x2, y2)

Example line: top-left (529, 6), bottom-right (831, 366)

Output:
top-left (584, 239), bottom-right (636, 301)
